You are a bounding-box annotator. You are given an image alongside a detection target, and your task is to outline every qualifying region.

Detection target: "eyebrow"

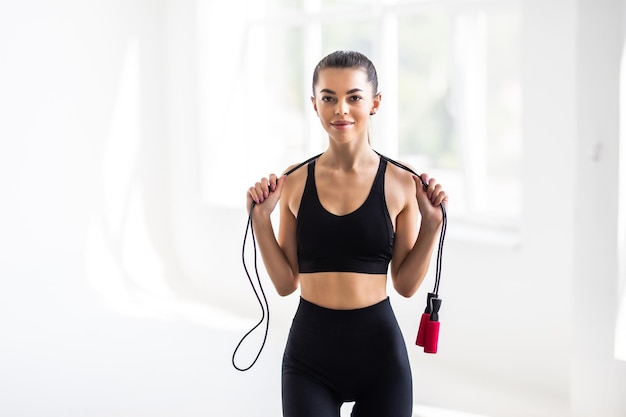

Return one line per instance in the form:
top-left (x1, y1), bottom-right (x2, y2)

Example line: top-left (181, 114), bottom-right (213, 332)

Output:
top-left (319, 88), bottom-right (364, 95)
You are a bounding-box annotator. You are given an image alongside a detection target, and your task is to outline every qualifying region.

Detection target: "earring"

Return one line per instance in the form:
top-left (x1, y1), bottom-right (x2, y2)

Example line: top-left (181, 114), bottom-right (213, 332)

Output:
top-left (370, 110), bottom-right (377, 116)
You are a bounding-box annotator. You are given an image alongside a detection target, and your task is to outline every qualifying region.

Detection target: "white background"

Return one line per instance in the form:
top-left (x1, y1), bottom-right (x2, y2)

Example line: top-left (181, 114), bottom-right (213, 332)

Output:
top-left (1, 0), bottom-right (626, 416)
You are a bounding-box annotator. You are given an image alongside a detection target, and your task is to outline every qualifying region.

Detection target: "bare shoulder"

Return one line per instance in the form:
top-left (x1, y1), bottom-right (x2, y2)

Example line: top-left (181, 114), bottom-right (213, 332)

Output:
top-left (281, 159), bottom-right (310, 215)
top-left (385, 159), bottom-right (417, 188)
top-left (282, 160), bottom-right (309, 186)
top-left (384, 159), bottom-right (418, 216)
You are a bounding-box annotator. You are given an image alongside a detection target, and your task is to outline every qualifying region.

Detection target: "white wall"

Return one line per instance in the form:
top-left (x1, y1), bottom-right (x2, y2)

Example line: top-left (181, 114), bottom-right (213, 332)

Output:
top-left (1, 1), bottom-right (626, 417)
top-left (571, 0), bottom-right (626, 415)
top-left (0, 1), bottom-right (281, 416)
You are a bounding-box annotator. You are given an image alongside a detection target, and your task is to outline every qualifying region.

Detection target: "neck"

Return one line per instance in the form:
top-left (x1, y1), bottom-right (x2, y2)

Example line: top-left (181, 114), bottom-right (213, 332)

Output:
top-left (322, 141), bottom-right (377, 171)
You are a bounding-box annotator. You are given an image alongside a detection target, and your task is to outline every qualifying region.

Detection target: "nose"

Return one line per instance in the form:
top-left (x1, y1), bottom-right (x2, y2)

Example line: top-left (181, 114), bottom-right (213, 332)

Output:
top-left (334, 101), bottom-right (349, 115)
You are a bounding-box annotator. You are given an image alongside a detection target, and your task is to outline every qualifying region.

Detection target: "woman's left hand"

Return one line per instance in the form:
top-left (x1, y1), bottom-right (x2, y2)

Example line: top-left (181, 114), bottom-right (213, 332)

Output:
top-left (413, 173), bottom-right (448, 231)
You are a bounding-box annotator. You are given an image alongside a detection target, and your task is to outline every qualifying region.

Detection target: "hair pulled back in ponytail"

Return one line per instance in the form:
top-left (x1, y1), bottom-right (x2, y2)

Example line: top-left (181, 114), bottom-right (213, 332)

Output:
top-left (311, 50), bottom-right (379, 96)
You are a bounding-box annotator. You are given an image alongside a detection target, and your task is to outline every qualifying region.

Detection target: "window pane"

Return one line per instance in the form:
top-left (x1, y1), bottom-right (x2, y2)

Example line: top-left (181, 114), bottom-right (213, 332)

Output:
top-left (275, 0), bottom-right (304, 10)
top-left (321, 20), bottom-right (374, 58)
top-left (397, 7), bottom-right (522, 223)
top-left (484, 10), bottom-right (522, 219)
top-left (259, 25), bottom-right (307, 162)
top-left (265, 25), bottom-right (306, 123)
top-left (397, 11), bottom-right (455, 168)
top-left (485, 11), bottom-right (521, 182)
top-left (321, 0), bottom-right (375, 7)
top-left (239, 23), bottom-right (307, 182)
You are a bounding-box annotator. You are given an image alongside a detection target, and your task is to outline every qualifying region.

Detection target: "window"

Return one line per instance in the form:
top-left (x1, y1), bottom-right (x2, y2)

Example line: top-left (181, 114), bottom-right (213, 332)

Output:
top-left (201, 0), bottom-right (522, 235)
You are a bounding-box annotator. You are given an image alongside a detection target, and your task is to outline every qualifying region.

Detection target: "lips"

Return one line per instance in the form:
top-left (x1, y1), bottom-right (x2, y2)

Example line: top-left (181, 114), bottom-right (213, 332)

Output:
top-left (331, 120), bottom-right (355, 128)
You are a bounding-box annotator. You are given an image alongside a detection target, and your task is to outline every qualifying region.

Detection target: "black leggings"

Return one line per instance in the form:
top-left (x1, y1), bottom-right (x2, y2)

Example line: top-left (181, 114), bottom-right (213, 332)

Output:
top-left (282, 297), bottom-right (413, 417)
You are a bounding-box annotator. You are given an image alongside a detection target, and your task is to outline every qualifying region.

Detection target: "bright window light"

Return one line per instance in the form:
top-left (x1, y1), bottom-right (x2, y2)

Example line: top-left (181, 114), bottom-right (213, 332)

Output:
top-left (200, 0), bottom-right (523, 237)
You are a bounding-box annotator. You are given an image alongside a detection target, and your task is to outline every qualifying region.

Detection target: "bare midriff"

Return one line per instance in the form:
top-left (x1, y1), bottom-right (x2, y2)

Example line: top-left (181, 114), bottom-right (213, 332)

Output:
top-left (299, 272), bottom-right (388, 310)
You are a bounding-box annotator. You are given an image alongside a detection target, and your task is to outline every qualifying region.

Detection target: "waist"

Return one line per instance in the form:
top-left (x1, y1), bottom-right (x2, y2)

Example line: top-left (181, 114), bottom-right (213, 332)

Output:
top-left (292, 296), bottom-right (396, 332)
top-left (299, 272), bottom-right (388, 310)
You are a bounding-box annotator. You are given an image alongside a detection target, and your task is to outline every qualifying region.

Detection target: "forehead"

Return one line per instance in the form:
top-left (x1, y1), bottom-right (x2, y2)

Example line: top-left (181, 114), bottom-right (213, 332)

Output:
top-left (314, 67), bottom-right (372, 94)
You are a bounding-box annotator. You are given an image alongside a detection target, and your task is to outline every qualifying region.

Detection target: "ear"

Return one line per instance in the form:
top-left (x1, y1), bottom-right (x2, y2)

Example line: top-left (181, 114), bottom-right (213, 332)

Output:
top-left (370, 92), bottom-right (382, 115)
top-left (310, 96), bottom-right (319, 114)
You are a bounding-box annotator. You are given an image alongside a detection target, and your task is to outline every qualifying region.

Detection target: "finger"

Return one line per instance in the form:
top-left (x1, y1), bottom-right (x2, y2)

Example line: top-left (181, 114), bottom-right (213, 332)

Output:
top-left (262, 177), bottom-right (272, 198)
top-left (424, 177), bottom-right (438, 201)
top-left (413, 175), bottom-right (427, 192)
top-left (429, 180), bottom-right (449, 206)
top-left (430, 188), bottom-right (446, 206)
top-left (268, 173), bottom-right (278, 192)
top-left (427, 181), bottom-right (441, 203)
top-left (248, 186), bottom-right (261, 204)
top-left (434, 191), bottom-right (448, 206)
top-left (254, 181), bottom-right (268, 202)
top-left (274, 175), bottom-right (286, 193)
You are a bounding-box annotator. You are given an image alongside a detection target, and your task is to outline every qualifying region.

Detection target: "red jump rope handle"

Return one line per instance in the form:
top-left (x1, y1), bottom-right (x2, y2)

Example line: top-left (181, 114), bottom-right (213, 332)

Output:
top-left (416, 295), bottom-right (442, 354)
top-left (416, 312), bottom-right (430, 347)
top-left (416, 293), bottom-right (436, 347)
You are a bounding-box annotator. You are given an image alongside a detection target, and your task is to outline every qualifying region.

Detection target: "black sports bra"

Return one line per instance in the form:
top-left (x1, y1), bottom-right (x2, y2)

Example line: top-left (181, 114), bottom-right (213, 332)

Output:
top-left (234, 151), bottom-right (448, 371)
top-left (296, 156), bottom-right (395, 274)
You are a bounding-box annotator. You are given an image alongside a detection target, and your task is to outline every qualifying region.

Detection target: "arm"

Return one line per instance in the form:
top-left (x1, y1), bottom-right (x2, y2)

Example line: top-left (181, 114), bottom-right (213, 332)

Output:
top-left (390, 174), bottom-right (447, 298)
top-left (248, 174), bottom-right (299, 296)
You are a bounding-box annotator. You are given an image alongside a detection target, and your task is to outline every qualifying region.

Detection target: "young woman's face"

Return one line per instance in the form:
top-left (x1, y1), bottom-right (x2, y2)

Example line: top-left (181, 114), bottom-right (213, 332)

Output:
top-left (311, 67), bottom-right (381, 144)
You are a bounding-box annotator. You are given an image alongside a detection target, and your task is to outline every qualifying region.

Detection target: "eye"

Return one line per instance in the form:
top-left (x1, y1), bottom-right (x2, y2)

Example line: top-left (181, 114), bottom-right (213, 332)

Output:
top-left (350, 96), bottom-right (363, 102)
top-left (321, 96), bottom-right (336, 103)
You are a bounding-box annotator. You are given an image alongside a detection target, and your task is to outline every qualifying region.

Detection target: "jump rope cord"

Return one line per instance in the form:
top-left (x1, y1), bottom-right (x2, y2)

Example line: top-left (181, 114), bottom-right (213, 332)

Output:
top-left (232, 152), bottom-right (446, 371)
top-left (231, 203), bottom-right (269, 372)
top-left (374, 152), bottom-right (447, 297)
top-left (232, 154), bottom-right (322, 372)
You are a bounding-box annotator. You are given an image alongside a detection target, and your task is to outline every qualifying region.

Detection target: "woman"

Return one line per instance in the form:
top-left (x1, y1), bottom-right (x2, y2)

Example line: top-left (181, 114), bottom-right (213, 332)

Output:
top-left (247, 50), bottom-right (447, 417)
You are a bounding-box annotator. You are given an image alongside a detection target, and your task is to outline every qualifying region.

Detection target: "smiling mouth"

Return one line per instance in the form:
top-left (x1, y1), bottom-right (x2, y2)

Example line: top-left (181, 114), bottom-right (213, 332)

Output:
top-left (331, 121), bottom-right (354, 126)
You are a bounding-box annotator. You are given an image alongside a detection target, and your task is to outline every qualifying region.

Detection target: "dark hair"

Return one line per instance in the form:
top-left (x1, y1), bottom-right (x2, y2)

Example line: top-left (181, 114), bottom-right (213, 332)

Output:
top-left (312, 50), bottom-right (379, 96)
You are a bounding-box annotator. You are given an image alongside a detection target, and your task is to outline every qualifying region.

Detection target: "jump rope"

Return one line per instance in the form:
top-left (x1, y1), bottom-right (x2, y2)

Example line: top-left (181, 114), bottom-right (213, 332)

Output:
top-left (232, 151), bottom-right (447, 372)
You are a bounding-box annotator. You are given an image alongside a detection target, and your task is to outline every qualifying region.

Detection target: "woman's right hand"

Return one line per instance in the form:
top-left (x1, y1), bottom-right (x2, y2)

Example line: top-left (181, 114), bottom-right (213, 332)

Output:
top-left (246, 174), bottom-right (286, 217)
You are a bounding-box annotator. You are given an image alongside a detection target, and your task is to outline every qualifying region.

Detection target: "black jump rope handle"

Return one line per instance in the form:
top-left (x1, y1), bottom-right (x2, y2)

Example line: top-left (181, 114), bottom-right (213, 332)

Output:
top-left (232, 152), bottom-right (447, 371)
